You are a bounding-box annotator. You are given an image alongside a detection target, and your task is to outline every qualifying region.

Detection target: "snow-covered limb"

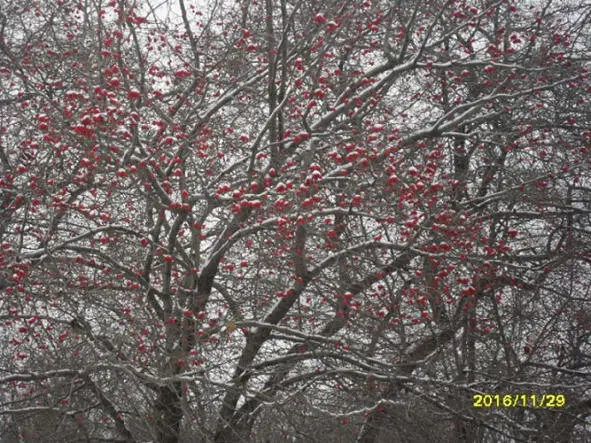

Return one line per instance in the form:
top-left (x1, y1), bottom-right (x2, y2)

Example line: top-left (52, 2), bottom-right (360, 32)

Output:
top-left (0, 406), bottom-right (89, 416)
top-left (0, 369), bottom-right (83, 384)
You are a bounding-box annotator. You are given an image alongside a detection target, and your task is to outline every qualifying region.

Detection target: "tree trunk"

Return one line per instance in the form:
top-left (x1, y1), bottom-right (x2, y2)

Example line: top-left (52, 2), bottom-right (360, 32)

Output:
top-left (155, 383), bottom-right (183, 443)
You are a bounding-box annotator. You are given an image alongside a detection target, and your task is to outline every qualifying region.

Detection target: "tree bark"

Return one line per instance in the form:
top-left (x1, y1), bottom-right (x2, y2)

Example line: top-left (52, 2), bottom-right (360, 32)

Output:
top-left (155, 382), bottom-right (183, 443)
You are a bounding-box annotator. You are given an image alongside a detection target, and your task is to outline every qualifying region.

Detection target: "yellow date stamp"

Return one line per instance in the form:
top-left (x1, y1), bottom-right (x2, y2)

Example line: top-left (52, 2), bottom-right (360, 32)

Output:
top-left (473, 394), bottom-right (566, 408)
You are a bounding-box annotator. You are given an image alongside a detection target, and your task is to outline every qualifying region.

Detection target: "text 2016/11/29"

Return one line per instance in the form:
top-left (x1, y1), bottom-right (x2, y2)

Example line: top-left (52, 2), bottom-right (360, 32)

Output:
top-left (473, 394), bottom-right (566, 408)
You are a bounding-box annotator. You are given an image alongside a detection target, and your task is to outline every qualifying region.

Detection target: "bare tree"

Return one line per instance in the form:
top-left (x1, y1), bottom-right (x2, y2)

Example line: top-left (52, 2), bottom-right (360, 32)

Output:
top-left (0, 0), bottom-right (590, 442)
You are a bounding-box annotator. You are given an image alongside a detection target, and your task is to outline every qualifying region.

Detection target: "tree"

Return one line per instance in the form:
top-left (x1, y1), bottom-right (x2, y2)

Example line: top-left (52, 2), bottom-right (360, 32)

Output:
top-left (1, 0), bottom-right (590, 441)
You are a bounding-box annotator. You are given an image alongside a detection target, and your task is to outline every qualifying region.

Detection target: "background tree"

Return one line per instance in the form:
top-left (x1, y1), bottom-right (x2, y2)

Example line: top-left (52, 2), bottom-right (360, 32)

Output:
top-left (0, 0), bottom-right (590, 442)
